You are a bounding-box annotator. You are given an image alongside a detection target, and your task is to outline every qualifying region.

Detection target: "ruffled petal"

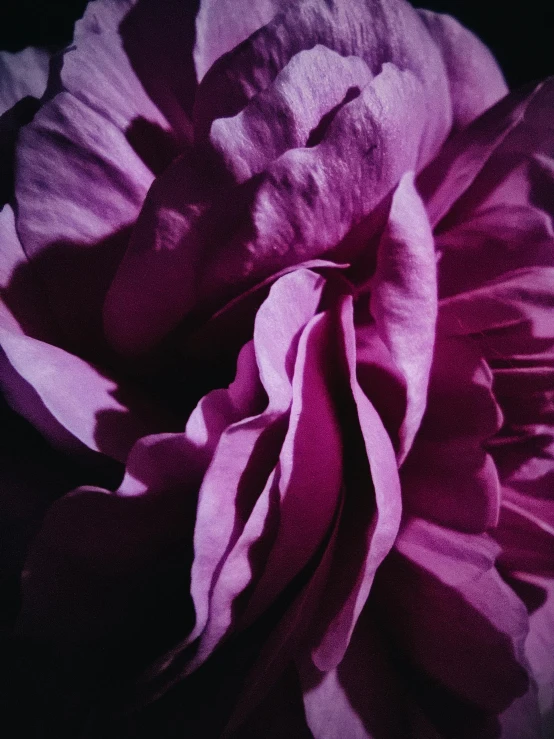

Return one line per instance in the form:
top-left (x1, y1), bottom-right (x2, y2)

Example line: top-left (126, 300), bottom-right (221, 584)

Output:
top-left (370, 171), bottom-right (437, 462)
top-left (105, 62), bottom-right (431, 355)
top-left (0, 329), bottom-right (175, 462)
top-left (417, 10), bottom-right (507, 130)
top-left (186, 270), bottom-right (324, 647)
top-left (310, 294), bottom-right (401, 671)
top-left (194, 0), bottom-right (452, 155)
top-left (209, 45), bottom-right (373, 183)
top-left (0, 47), bottom-right (49, 115)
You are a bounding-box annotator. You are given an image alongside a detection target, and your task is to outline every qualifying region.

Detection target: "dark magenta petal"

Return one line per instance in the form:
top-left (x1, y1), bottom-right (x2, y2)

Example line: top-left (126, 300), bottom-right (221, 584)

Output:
top-left (417, 10), bottom-right (507, 130)
top-left (0, 47), bottom-right (49, 115)
top-left (402, 336), bottom-right (503, 533)
top-left (310, 294), bottom-right (401, 671)
top-left (382, 518), bottom-right (529, 713)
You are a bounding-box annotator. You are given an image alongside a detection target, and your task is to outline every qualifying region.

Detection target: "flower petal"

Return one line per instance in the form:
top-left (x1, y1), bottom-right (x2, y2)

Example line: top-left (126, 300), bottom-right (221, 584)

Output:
top-left (402, 336), bottom-right (502, 533)
top-left (194, 0), bottom-right (281, 81)
top-left (0, 47), bottom-right (49, 115)
top-left (310, 294), bottom-right (402, 671)
top-left (417, 10), bottom-right (507, 130)
top-left (15, 90), bottom-right (154, 355)
top-left (370, 171), bottom-right (437, 462)
top-left (379, 517), bottom-right (530, 713)
top-left (0, 329), bottom-right (175, 462)
top-left (194, 0), bottom-right (452, 156)
top-left (209, 45), bottom-right (373, 183)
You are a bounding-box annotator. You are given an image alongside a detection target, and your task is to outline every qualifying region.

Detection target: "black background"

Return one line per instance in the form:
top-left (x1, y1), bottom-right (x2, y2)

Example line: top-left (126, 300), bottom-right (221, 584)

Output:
top-left (0, 0), bottom-right (552, 88)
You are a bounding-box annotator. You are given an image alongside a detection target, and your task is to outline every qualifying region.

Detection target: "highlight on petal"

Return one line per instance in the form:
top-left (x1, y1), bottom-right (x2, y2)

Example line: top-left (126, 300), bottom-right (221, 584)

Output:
top-left (418, 9), bottom-right (507, 130)
top-left (0, 329), bottom-right (176, 463)
top-left (105, 61), bottom-right (430, 356)
top-left (209, 45), bottom-right (373, 183)
top-left (370, 171), bottom-right (437, 462)
top-left (0, 47), bottom-right (49, 115)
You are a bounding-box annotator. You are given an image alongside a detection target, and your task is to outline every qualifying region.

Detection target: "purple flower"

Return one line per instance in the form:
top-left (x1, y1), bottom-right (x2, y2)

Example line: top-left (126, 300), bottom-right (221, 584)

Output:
top-left (0, 1), bottom-right (552, 736)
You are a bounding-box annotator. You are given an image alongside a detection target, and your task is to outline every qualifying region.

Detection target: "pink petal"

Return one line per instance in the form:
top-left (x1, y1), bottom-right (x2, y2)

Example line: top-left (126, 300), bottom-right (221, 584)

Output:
top-left (417, 10), bottom-right (507, 130)
top-left (370, 171), bottom-right (437, 462)
top-left (0, 329), bottom-right (176, 462)
top-left (209, 45), bottom-right (373, 183)
top-left (383, 517), bottom-right (530, 713)
top-left (401, 336), bottom-right (502, 533)
top-left (0, 47), bottom-right (49, 115)
top-left (201, 308), bottom-right (343, 657)
top-left (310, 294), bottom-right (402, 671)
top-left (194, 0), bottom-right (281, 81)
top-left (186, 270), bottom-right (324, 646)
top-left (438, 268), bottom-right (554, 342)
top-left (194, 0), bottom-right (452, 154)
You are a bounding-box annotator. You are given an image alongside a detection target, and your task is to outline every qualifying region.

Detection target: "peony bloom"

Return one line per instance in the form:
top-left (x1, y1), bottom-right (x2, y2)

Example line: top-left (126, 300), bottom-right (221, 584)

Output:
top-left (0, 0), bottom-right (552, 736)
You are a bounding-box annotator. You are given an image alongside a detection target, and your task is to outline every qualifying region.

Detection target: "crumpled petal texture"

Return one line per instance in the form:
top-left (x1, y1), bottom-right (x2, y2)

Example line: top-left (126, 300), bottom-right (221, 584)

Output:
top-left (1, 0), bottom-right (552, 737)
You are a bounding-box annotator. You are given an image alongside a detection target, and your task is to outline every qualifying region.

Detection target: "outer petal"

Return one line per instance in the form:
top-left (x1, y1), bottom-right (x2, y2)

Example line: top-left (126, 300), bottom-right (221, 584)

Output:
top-left (0, 329), bottom-right (176, 463)
top-left (0, 47), bottom-right (49, 115)
top-left (370, 171), bottom-right (437, 462)
top-left (417, 10), bottom-right (507, 130)
top-left (15, 90), bottom-right (154, 355)
top-left (194, 0), bottom-right (452, 157)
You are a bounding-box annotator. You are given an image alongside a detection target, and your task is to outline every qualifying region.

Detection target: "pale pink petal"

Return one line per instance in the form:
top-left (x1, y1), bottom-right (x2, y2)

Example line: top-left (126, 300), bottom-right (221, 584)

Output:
top-left (0, 47), bottom-right (49, 115)
top-left (418, 10), bottom-right (507, 130)
top-left (209, 45), bottom-right (373, 183)
top-left (401, 336), bottom-right (502, 533)
top-left (310, 294), bottom-right (402, 671)
top-left (194, 0), bottom-right (281, 81)
top-left (194, 0), bottom-right (452, 155)
top-left (384, 517), bottom-right (530, 713)
top-left (370, 171), bottom-right (437, 462)
top-left (0, 329), bottom-right (176, 462)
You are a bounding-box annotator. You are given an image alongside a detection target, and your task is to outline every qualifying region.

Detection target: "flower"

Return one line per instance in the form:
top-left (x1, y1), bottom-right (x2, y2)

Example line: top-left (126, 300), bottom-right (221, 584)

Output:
top-left (0, 0), bottom-right (552, 736)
